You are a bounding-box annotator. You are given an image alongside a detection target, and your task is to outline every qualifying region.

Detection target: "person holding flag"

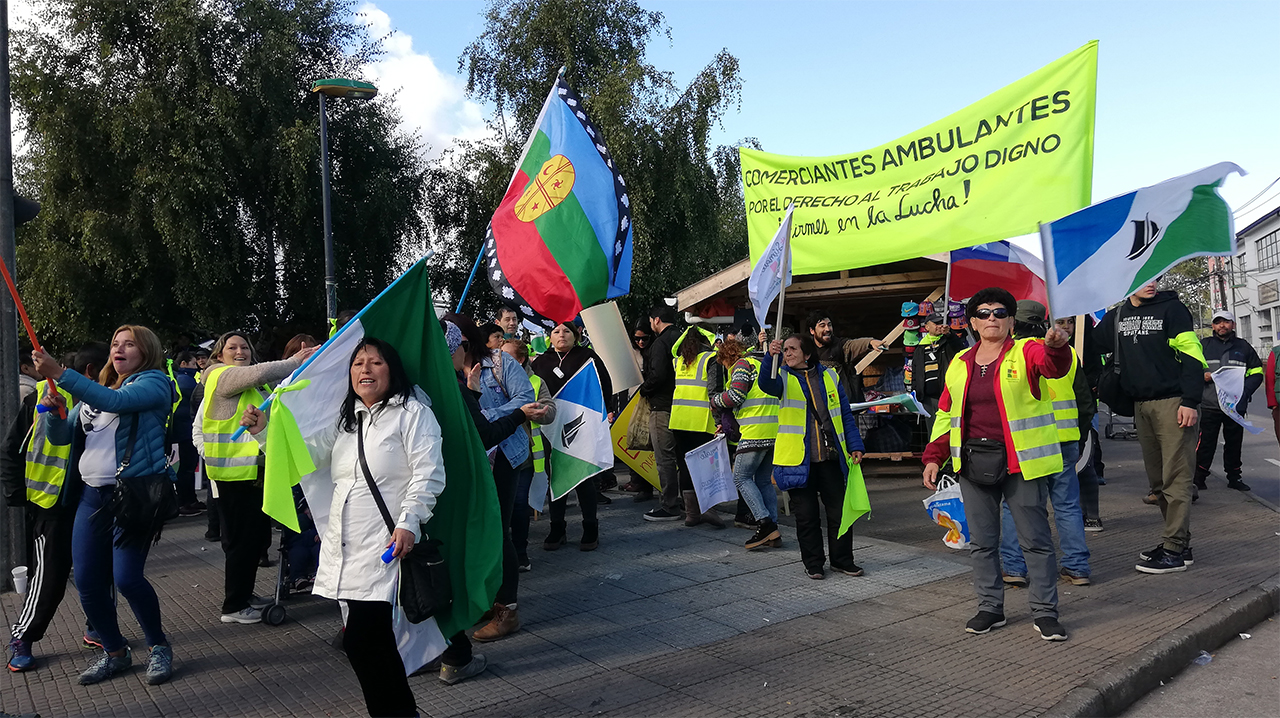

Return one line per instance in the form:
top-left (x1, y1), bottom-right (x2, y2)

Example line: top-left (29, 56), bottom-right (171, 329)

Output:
top-left (530, 322), bottom-right (613, 551)
top-left (667, 326), bottom-right (725, 528)
top-left (759, 333), bottom-right (866, 580)
top-left (1194, 311), bottom-right (1262, 491)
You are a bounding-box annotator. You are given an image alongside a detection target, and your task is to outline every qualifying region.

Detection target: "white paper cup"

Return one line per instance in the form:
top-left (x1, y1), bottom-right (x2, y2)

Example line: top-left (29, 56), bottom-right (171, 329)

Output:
top-left (11, 565), bottom-right (28, 595)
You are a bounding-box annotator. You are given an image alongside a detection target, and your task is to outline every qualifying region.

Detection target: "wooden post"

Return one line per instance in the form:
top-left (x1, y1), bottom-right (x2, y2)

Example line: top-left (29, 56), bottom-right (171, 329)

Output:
top-left (771, 225), bottom-right (789, 379)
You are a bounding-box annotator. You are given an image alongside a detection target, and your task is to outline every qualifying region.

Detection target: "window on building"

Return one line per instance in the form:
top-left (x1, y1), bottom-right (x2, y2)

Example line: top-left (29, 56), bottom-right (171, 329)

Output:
top-left (1259, 231), bottom-right (1280, 271)
top-left (1240, 314), bottom-right (1251, 341)
top-left (1259, 308), bottom-right (1273, 340)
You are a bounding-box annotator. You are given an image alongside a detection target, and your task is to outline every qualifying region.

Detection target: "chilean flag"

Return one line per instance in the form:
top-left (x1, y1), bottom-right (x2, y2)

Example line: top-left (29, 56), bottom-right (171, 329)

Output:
top-left (949, 240), bottom-right (1047, 305)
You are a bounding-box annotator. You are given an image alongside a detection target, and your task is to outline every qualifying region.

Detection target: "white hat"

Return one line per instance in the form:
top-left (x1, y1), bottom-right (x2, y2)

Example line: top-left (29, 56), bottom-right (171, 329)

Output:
top-left (1211, 310), bottom-right (1236, 323)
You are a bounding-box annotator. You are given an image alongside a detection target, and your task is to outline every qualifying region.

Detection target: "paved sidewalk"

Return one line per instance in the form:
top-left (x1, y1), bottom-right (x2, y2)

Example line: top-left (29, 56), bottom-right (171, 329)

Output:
top-left (2, 432), bottom-right (1277, 717)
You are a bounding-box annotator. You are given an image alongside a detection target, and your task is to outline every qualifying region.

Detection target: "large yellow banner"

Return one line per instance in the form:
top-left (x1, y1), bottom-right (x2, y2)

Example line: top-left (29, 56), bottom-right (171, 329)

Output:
top-left (611, 393), bottom-right (660, 489)
top-left (742, 41), bottom-right (1097, 275)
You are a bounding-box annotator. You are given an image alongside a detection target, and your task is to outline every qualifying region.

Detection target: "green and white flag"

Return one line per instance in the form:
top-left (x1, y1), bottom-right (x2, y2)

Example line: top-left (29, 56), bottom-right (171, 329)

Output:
top-left (1041, 162), bottom-right (1245, 318)
top-left (260, 259), bottom-right (503, 642)
top-left (545, 360), bottom-right (613, 500)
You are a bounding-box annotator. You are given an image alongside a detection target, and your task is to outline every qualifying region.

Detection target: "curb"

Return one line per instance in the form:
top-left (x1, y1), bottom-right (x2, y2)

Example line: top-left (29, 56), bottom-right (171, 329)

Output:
top-left (1042, 574), bottom-right (1280, 717)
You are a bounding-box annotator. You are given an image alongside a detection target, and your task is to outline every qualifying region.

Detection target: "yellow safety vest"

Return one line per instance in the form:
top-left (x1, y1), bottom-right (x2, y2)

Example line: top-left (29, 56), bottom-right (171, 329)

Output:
top-left (201, 364), bottom-right (265, 481)
top-left (775, 366), bottom-right (847, 467)
top-left (734, 357), bottom-right (779, 442)
top-left (1044, 348), bottom-right (1080, 442)
top-left (24, 387), bottom-right (73, 508)
top-left (530, 374), bottom-right (546, 479)
top-left (930, 339), bottom-right (1063, 481)
top-left (669, 351), bottom-right (716, 433)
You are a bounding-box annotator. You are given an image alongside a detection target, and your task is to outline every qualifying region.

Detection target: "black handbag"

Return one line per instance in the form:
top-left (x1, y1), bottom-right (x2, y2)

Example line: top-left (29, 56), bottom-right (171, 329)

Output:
top-left (961, 437), bottom-right (1009, 486)
top-left (105, 413), bottom-right (179, 548)
top-left (1097, 308), bottom-right (1135, 417)
top-left (357, 414), bottom-right (452, 624)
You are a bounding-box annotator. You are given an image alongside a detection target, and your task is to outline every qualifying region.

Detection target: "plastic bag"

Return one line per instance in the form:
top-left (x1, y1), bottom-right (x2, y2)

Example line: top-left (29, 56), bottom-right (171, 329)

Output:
top-left (923, 475), bottom-right (970, 550)
top-left (627, 395), bottom-right (653, 451)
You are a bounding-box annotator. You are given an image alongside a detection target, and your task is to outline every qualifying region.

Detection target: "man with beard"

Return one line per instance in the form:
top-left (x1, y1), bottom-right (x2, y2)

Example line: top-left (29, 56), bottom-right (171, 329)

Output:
top-left (1194, 311), bottom-right (1262, 491)
top-left (803, 311), bottom-right (884, 404)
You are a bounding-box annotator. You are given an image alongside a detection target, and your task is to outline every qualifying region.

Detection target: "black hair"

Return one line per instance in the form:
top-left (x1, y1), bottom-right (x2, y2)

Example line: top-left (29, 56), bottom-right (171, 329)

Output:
top-left (496, 306), bottom-right (518, 320)
top-left (1013, 321), bottom-right (1044, 340)
top-left (784, 332), bottom-right (820, 365)
top-left (966, 287), bottom-right (1018, 319)
top-left (479, 322), bottom-right (503, 339)
top-left (339, 338), bottom-right (414, 433)
top-left (802, 310), bottom-right (832, 336)
top-left (18, 343), bottom-right (33, 367)
top-left (75, 342), bottom-right (110, 377)
top-left (553, 322), bottom-right (582, 344)
top-left (335, 309), bottom-right (359, 332)
top-left (175, 351), bottom-right (196, 365)
top-left (648, 304), bottom-right (676, 325)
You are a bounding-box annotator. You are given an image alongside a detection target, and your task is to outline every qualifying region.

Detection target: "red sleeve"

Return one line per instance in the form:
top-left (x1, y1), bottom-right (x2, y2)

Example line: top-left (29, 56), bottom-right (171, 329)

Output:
top-left (1022, 339), bottom-right (1072, 399)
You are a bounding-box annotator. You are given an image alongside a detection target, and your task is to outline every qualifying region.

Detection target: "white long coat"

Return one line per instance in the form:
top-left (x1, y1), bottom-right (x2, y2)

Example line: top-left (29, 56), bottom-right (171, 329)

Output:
top-left (307, 388), bottom-right (446, 604)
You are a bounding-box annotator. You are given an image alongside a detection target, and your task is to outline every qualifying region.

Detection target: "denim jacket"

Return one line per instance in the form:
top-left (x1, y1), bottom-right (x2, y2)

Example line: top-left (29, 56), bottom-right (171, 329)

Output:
top-left (478, 351), bottom-right (535, 465)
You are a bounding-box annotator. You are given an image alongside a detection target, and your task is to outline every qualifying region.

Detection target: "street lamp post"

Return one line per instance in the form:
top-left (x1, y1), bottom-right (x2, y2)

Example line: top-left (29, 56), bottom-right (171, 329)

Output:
top-left (311, 78), bottom-right (377, 325)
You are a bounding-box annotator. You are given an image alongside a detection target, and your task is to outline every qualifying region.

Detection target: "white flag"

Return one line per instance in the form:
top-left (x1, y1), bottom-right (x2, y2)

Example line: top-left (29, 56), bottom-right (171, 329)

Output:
top-left (684, 434), bottom-right (738, 511)
top-left (748, 203), bottom-right (794, 330)
top-left (1210, 366), bottom-right (1264, 434)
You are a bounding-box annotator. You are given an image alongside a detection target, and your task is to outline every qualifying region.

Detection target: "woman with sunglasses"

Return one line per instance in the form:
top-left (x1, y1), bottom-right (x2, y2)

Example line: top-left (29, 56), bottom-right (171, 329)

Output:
top-left (620, 321), bottom-right (654, 495)
top-left (920, 287), bottom-right (1073, 642)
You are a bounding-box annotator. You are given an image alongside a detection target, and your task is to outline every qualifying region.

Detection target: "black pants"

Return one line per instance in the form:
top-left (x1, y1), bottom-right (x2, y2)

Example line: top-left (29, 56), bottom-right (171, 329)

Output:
top-left (673, 430), bottom-right (713, 493)
top-left (549, 476), bottom-right (598, 524)
top-left (788, 460), bottom-right (854, 573)
top-left (1195, 408), bottom-right (1243, 482)
top-left (215, 480), bottom-right (269, 614)
top-left (11, 504), bottom-right (75, 643)
top-left (175, 442), bottom-right (198, 506)
top-left (492, 454), bottom-right (519, 606)
top-left (344, 600), bottom-right (417, 718)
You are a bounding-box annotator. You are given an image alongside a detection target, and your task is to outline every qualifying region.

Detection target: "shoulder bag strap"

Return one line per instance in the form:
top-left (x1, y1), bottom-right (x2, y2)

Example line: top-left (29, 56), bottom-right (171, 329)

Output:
top-left (115, 411), bottom-right (141, 478)
top-left (1113, 306), bottom-right (1122, 375)
top-left (356, 413), bottom-right (396, 536)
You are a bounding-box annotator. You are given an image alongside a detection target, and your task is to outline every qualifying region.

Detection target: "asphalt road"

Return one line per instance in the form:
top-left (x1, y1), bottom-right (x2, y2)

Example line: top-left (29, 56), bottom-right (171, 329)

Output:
top-left (1121, 616), bottom-right (1280, 718)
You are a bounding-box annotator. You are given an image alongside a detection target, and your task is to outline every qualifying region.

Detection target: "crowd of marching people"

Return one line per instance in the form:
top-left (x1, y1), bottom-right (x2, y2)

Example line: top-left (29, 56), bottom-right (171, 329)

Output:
top-left (2, 279), bottom-right (1273, 717)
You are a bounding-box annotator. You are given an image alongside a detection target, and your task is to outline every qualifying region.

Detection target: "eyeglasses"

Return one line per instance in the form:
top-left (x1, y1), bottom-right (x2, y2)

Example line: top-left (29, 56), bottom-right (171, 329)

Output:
top-left (972, 308), bottom-right (1010, 320)
top-left (631, 335), bottom-right (649, 344)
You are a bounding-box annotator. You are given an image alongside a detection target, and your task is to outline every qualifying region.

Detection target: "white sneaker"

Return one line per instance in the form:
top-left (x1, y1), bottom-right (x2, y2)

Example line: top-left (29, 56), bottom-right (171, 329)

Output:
top-left (248, 595), bottom-right (273, 609)
top-left (221, 607), bottom-right (263, 624)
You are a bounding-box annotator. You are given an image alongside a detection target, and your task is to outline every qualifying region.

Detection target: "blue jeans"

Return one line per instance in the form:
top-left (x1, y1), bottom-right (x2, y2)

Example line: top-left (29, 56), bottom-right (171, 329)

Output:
top-left (72, 485), bottom-right (166, 652)
top-left (1000, 441), bottom-right (1091, 577)
top-left (733, 447), bottom-right (778, 522)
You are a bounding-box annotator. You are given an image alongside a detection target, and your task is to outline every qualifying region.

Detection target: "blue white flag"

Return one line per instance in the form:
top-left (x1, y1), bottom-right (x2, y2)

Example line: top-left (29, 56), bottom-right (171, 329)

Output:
top-left (1040, 162), bottom-right (1244, 318)
top-left (546, 360), bottom-right (613, 500)
top-left (748, 202), bottom-right (794, 330)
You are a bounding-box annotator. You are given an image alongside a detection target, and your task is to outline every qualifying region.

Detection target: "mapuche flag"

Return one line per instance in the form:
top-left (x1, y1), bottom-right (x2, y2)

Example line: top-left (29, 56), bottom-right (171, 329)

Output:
top-left (1040, 162), bottom-right (1244, 318)
top-left (261, 259), bottom-right (503, 641)
top-left (485, 72), bottom-right (632, 326)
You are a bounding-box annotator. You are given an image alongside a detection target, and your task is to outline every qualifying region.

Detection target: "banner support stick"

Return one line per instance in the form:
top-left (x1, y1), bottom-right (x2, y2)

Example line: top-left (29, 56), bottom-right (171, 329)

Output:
top-left (454, 243), bottom-right (486, 314)
top-left (771, 220), bottom-right (789, 380)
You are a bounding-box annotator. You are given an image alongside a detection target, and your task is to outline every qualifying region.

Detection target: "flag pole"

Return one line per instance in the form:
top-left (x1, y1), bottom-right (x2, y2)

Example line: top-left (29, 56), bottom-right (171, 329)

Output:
top-left (771, 210), bottom-right (790, 380)
top-left (454, 242), bottom-right (486, 313)
top-left (0, 257), bottom-right (63, 417)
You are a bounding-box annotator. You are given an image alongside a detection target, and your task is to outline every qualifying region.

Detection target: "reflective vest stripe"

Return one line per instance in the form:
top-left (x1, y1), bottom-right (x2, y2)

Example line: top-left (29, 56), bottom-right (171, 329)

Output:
top-left (29, 452), bottom-right (68, 470)
top-left (774, 367), bottom-right (847, 467)
top-left (1045, 351), bottom-right (1080, 442)
top-left (25, 386), bottom-right (73, 508)
top-left (201, 365), bottom-right (264, 481)
top-left (530, 375), bottom-right (546, 478)
top-left (737, 415), bottom-right (777, 425)
top-left (1008, 414), bottom-right (1055, 432)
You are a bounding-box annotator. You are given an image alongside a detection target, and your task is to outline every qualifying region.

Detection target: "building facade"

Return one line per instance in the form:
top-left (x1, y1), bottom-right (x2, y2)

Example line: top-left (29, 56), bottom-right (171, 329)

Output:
top-left (1212, 204), bottom-right (1280, 355)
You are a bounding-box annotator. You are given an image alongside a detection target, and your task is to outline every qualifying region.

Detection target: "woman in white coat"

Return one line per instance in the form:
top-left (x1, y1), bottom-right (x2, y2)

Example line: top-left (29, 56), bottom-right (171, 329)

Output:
top-left (244, 337), bottom-right (480, 717)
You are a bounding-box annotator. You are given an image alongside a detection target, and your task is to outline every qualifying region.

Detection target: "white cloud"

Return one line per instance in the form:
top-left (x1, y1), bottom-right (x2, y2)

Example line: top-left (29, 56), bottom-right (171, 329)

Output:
top-left (357, 2), bottom-right (490, 157)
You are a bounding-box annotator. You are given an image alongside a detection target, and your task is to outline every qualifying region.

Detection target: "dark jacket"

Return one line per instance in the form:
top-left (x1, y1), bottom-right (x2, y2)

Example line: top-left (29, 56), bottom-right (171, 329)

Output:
top-left (1094, 292), bottom-right (1204, 408)
top-left (530, 345), bottom-right (616, 414)
top-left (637, 324), bottom-right (681, 411)
top-left (457, 376), bottom-right (526, 450)
top-left (171, 366), bottom-right (199, 445)
top-left (911, 333), bottom-right (967, 401)
top-left (757, 353), bottom-right (865, 488)
top-left (1201, 332), bottom-right (1263, 413)
top-left (1, 392), bottom-right (37, 507)
top-left (816, 336), bottom-right (876, 404)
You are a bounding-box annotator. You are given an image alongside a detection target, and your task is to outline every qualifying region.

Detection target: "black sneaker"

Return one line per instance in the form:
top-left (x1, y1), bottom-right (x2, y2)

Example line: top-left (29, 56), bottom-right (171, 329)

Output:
top-left (1034, 617), bottom-right (1068, 641)
top-left (1136, 551), bottom-right (1186, 574)
top-left (1227, 479), bottom-right (1251, 491)
top-left (1138, 544), bottom-right (1166, 562)
top-left (806, 568), bottom-right (825, 580)
top-left (1083, 518), bottom-right (1104, 532)
top-left (643, 507), bottom-right (681, 522)
top-left (965, 611), bottom-right (1007, 634)
top-left (831, 563), bottom-right (864, 577)
top-left (1181, 547), bottom-right (1194, 566)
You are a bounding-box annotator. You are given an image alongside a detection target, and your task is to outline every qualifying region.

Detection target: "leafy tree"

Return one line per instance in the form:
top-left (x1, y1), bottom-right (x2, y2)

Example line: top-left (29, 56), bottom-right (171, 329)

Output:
top-left (12, 0), bottom-right (427, 352)
top-left (427, 0), bottom-right (749, 324)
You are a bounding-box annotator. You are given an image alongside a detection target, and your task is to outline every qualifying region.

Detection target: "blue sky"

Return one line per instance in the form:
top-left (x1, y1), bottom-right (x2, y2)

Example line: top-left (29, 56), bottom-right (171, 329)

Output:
top-left (363, 0), bottom-right (1278, 225)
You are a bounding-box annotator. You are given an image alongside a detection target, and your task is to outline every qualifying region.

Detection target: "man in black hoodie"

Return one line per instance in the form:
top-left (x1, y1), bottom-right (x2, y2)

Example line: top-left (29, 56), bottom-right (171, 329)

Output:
top-left (1095, 281), bottom-right (1207, 575)
top-left (1195, 311), bottom-right (1262, 491)
top-left (637, 304), bottom-right (683, 519)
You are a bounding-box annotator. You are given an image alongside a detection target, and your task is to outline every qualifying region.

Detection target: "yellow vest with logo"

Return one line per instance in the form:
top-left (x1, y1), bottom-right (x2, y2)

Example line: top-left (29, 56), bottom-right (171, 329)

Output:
top-left (669, 351), bottom-right (716, 433)
top-left (530, 374), bottom-right (547, 479)
top-left (929, 339), bottom-right (1063, 480)
top-left (1044, 348), bottom-right (1080, 442)
top-left (775, 366), bottom-right (847, 467)
top-left (201, 364), bottom-right (265, 481)
top-left (734, 357), bottom-right (779, 442)
top-left (24, 387), bottom-right (74, 508)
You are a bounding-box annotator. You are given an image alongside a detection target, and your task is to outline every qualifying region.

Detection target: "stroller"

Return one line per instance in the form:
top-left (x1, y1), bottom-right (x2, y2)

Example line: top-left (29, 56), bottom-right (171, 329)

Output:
top-left (262, 487), bottom-right (320, 627)
top-left (1101, 403), bottom-right (1138, 440)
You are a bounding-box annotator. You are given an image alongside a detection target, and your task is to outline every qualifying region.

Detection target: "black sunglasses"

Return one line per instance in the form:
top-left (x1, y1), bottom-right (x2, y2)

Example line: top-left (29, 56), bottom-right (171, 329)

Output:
top-left (973, 308), bottom-right (1010, 320)
top-left (631, 335), bottom-right (650, 344)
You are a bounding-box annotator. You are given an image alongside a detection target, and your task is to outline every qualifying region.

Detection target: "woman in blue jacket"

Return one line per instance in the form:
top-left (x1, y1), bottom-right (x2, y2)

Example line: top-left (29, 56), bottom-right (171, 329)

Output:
top-left (758, 333), bottom-right (865, 580)
top-left (34, 325), bottom-right (177, 686)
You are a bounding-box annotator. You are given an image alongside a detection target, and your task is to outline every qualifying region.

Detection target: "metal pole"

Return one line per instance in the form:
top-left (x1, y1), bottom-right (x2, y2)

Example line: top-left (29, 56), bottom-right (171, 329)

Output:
top-left (319, 92), bottom-right (336, 323)
top-left (454, 242), bottom-right (486, 313)
top-left (0, 0), bottom-right (25, 591)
